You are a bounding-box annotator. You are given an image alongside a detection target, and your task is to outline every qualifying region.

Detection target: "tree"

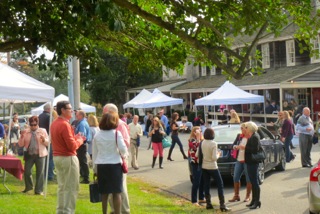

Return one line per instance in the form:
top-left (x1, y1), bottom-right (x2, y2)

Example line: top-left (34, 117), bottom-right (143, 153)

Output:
top-left (83, 50), bottom-right (162, 109)
top-left (111, 0), bottom-right (320, 79)
top-left (1, 1), bottom-right (319, 80)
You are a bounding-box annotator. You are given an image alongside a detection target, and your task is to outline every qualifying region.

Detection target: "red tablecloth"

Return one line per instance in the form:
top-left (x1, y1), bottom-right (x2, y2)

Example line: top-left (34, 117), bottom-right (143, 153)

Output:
top-left (0, 155), bottom-right (24, 180)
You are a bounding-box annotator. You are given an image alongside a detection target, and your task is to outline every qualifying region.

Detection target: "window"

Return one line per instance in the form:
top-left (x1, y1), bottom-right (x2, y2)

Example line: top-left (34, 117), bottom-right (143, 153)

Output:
top-left (201, 66), bottom-right (206, 76)
top-left (286, 40), bottom-right (295, 66)
top-left (210, 66), bottom-right (216, 75)
top-left (311, 34), bottom-right (320, 63)
top-left (316, 0), bottom-right (320, 10)
top-left (261, 43), bottom-right (270, 69)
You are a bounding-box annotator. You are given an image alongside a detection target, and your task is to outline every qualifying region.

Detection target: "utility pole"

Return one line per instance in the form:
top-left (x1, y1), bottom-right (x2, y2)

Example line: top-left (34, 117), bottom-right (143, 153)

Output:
top-left (68, 57), bottom-right (80, 119)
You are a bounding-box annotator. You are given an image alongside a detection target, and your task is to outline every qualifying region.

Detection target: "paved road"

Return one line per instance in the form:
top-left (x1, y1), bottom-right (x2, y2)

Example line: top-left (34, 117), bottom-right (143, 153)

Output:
top-left (129, 132), bottom-right (319, 213)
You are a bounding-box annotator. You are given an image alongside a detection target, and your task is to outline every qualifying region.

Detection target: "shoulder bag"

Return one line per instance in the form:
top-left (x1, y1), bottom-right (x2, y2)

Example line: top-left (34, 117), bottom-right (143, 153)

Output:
top-left (231, 135), bottom-right (241, 159)
top-left (162, 137), bottom-right (172, 148)
top-left (115, 131), bottom-right (128, 173)
top-left (251, 146), bottom-right (266, 162)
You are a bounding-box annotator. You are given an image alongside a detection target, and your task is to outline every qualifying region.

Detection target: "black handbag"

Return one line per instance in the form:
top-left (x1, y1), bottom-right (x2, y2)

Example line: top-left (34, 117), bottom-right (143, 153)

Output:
top-left (251, 147), bottom-right (266, 162)
top-left (89, 181), bottom-right (101, 203)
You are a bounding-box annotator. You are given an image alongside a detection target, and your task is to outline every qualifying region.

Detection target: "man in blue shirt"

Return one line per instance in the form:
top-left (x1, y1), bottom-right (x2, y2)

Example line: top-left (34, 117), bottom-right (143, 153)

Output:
top-left (75, 110), bottom-right (91, 184)
top-left (159, 109), bottom-right (170, 135)
top-left (296, 107), bottom-right (314, 168)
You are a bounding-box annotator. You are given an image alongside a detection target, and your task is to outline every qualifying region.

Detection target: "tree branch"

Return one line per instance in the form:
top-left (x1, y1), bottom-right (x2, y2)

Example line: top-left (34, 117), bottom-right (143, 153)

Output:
top-left (0, 39), bottom-right (39, 53)
top-left (238, 22), bottom-right (269, 76)
top-left (168, 0), bottom-right (224, 40)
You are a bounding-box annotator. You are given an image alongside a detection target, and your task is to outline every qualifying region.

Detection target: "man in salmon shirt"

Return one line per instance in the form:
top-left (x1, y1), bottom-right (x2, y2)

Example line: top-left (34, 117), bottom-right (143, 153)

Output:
top-left (50, 101), bottom-right (85, 214)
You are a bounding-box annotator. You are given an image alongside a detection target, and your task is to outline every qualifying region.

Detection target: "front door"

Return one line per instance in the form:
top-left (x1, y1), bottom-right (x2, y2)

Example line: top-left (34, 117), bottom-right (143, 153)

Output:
top-left (312, 88), bottom-right (320, 120)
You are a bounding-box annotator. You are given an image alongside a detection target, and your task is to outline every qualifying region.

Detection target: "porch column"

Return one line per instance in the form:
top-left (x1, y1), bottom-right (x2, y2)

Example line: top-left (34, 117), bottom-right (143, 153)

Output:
top-left (279, 87), bottom-right (283, 111)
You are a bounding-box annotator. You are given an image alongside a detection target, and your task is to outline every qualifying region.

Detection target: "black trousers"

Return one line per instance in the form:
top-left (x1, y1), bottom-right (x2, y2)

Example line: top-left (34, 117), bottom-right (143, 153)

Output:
top-left (77, 144), bottom-right (89, 181)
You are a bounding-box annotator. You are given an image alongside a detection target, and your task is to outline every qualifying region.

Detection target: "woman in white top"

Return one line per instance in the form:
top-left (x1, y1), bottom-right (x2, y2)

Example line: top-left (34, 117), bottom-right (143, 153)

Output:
top-left (87, 114), bottom-right (100, 159)
top-left (10, 114), bottom-right (20, 154)
top-left (199, 128), bottom-right (231, 212)
top-left (229, 123), bottom-right (251, 202)
top-left (92, 112), bottom-right (128, 214)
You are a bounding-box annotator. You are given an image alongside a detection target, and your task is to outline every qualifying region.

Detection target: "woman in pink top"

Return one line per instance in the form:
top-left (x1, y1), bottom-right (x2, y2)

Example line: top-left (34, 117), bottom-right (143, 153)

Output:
top-left (18, 116), bottom-right (49, 195)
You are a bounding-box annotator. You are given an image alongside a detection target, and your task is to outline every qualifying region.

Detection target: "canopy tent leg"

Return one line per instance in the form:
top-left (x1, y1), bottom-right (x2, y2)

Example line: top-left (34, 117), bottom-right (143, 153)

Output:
top-left (44, 100), bottom-right (54, 198)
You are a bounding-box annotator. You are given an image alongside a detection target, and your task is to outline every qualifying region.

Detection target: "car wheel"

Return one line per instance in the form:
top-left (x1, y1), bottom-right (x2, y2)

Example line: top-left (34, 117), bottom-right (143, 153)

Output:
top-left (275, 149), bottom-right (286, 171)
top-left (258, 162), bottom-right (265, 185)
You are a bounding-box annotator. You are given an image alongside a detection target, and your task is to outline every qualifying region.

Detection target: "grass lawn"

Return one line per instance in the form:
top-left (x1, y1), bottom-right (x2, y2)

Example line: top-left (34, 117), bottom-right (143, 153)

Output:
top-left (0, 159), bottom-right (216, 214)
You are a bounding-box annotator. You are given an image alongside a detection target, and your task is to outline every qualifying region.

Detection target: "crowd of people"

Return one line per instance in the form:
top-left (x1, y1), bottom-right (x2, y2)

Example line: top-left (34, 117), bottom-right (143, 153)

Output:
top-left (0, 99), bottom-right (319, 213)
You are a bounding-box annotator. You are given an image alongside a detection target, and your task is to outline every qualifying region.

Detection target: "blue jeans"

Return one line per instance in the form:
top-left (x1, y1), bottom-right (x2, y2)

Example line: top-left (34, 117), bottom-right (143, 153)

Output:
top-left (191, 162), bottom-right (204, 203)
top-left (170, 135), bottom-right (184, 151)
top-left (202, 168), bottom-right (224, 197)
top-left (284, 134), bottom-right (294, 162)
top-left (246, 163), bottom-right (260, 202)
top-left (45, 145), bottom-right (55, 180)
top-left (233, 161), bottom-right (250, 183)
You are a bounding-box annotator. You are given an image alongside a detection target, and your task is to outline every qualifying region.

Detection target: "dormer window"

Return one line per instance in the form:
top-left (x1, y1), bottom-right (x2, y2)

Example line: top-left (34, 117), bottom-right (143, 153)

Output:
top-left (261, 43), bottom-right (270, 69)
top-left (210, 66), bottom-right (216, 75)
top-left (286, 40), bottom-right (295, 66)
top-left (201, 66), bottom-right (206, 76)
top-left (311, 33), bottom-right (320, 63)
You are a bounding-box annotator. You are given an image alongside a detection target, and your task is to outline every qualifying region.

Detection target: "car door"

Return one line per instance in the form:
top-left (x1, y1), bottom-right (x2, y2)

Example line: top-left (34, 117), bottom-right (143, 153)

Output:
top-left (259, 126), bottom-right (282, 168)
top-left (257, 127), bottom-right (275, 171)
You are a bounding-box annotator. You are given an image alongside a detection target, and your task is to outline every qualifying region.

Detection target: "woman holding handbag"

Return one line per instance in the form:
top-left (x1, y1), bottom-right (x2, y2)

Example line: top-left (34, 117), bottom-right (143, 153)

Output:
top-left (244, 121), bottom-right (262, 209)
top-left (188, 126), bottom-right (205, 206)
top-left (149, 117), bottom-right (166, 169)
top-left (92, 112), bottom-right (128, 214)
top-left (229, 123), bottom-right (251, 202)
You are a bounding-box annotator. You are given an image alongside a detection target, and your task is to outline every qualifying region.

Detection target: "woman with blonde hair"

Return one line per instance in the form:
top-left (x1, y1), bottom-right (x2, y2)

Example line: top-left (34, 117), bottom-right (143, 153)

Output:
top-left (229, 111), bottom-right (240, 124)
top-left (87, 114), bottom-right (100, 159)
top-left (188, 126), bottom-right (205, 205)
top-left (244, 121), bottom-right (262, 209)
top-left (229, 123), bottom-right (251, 202)
top-left (149, 117), bottom-right (166, 168)
top-left (281, 111), bottom-right (295, 162)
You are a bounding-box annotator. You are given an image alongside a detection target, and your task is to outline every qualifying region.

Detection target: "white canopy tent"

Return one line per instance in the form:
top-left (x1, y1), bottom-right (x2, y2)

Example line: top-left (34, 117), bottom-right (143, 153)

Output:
top-left (195, 81), bottom-right (264, 106)
top-left (0, 63), bottom-right (54, 103)
top-left (0, 62), bottom-right (55, 196)
top-left (31, 94), bottom-right (96, 115)
top-left (195, 81), bottom-right (265, 124)
top-left (123, 89), bottom-right (152, 109)
top-left (135, 88), bottom-right (183, 108)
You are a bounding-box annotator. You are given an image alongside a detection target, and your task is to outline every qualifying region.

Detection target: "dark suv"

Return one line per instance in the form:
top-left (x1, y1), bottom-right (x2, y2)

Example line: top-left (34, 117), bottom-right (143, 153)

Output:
top-left (188, 124), bottom-right (286, 184)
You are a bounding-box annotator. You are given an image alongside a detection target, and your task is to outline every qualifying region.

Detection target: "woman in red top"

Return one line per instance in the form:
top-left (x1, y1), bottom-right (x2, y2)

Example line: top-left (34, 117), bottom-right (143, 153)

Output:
top-left (188, 126), bottom-right (205, 205)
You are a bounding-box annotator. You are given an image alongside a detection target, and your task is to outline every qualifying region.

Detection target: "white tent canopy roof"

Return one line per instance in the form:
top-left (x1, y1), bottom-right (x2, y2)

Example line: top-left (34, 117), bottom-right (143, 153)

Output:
top-left (195, 81), bottom-right (264, 106)
top-left (0, 62), bottom-right (55, 103)
top-left (135, 88), bottom-right (183, 108)
top-left (123, 89), bottom-right (152, 109)
top-left (31, 94), bottom-right (96, 115)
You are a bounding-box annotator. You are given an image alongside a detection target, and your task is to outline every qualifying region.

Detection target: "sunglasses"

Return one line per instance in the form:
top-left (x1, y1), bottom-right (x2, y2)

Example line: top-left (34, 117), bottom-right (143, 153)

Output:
top-left (30, 124), bottom-right (37, 127)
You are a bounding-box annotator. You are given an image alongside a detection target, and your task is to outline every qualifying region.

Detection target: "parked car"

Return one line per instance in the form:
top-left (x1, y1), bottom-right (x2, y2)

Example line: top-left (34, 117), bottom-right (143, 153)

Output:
top-left (308, 160), bottom-right (320, 214)
top-left (188, 124), bottom-right (286, 184)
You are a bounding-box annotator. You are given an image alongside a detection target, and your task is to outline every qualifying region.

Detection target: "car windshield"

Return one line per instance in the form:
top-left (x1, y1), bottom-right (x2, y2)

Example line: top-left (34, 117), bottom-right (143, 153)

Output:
top-left (214, 126), bottom-right (241, 143)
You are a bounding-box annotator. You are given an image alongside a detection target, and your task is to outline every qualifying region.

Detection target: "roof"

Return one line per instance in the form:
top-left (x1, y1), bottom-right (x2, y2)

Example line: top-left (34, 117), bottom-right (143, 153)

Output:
top-left (126, 78), bottom-right (186, 93)
top-left (233, 22), bottom-right (298, 48)
top-left (172, 63), bottom-right (320, 93)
